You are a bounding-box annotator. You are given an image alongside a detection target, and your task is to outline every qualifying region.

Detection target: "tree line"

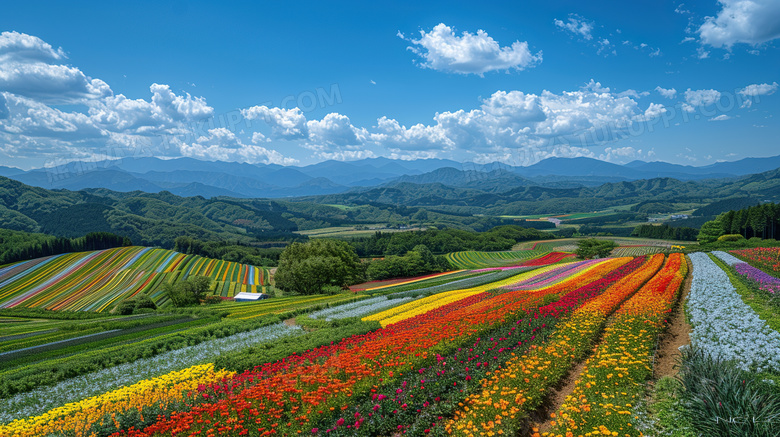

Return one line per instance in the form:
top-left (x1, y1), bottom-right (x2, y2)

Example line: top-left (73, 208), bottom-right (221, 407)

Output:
top-left (0, 231), bottom-right (132, 265)
top-left (697, 202), bottom-right (780, 243)
top-left (349, 225), bottom-right (549, 257)
top-left (631, 224), bottom-right (698, 241)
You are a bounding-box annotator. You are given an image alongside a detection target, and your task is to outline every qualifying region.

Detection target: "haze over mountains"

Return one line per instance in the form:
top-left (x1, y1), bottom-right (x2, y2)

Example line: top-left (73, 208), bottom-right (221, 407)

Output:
top-left (1, 154), bottom-right (779, 199)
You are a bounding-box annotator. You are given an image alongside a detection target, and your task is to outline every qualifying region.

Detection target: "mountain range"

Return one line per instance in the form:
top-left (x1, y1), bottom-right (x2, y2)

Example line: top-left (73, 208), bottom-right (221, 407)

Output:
top-left (2, 154), bottom-right (779, 199)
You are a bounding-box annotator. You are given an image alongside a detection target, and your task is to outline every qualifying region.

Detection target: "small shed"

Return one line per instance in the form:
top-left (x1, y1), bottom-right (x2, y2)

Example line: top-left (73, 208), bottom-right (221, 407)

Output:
top-left (233, 292), bottom-right (270, 302)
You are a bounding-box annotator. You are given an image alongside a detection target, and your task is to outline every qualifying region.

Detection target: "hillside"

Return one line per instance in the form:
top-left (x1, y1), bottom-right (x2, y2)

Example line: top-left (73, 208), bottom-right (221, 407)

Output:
top-left (0, 246), bottom-right (271, 312)
top-left (303, 168), bottom-right (780, 215)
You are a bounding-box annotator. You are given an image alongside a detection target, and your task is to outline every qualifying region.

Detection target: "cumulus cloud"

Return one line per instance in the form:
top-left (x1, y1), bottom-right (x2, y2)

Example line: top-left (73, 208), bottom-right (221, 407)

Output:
top-left (698, 0), bottom-right (780, 48)
top-left (655, 86), bottom-right (678, 99)
top-left (180, 128), bottom-right (297, 165)
top-left (643, 103), bottom-right (668, 119)
top-left (682, 88), bottom-right (721, 112)
top-left (0, 31), bottom-right (112, 103)
top-left (554, 15), bottom-right (594, 40)
top-left (0, 31), bottom-right (65, 63)
top-left (306, 113), bottom-right (367, 147)
top-left (241, 105), bottom-right (309, 139)
top-left (401, 23), bottom-right (542, 75)
top-left (738, 81), bottom-right (778, 107)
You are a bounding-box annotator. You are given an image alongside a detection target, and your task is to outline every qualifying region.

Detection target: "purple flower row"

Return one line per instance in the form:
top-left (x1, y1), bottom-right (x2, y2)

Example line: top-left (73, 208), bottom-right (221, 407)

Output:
top-left (734, 262), bottom-right (780, 295)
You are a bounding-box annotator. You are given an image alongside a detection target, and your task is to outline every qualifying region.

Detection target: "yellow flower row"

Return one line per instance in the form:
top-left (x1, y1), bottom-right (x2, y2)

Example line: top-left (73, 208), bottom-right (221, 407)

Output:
top-left (543, 254), bottom-right (687, 437)
top-left (362, 265), bottom-right (582, 327)
top-left (0, 363), bottom-right (234, 437)
top-left (445, 255), bottom-right (665, 436)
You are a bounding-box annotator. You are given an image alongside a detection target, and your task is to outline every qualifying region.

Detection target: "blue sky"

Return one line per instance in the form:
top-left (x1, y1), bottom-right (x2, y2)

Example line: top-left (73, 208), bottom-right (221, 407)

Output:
top-left (0, 0), bottom-right (778, 169)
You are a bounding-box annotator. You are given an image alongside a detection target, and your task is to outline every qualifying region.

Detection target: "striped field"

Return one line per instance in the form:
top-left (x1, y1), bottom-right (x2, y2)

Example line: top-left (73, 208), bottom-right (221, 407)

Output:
top-left (0, 247), bottom-right (271, 312)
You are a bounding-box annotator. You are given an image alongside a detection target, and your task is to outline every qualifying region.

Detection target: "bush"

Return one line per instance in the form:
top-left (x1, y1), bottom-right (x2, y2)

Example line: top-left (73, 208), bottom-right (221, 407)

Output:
top-left (164, 276), bottom-right (212, 306)
top-left (575, 238), bottom-right (617, 259)
top-left (717, 234), bottom-right (745, 242)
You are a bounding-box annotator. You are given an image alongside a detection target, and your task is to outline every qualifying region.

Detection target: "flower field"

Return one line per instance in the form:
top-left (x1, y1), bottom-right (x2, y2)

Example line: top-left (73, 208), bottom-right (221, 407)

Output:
top-left (689, 252), bottom-right (780, 372)
top-left (732, 247), bottom-right (780, 275)
top-left (544, 253), bottom-right (687, 437)
top-left (0, 247), bottom-right (271, 312)
top-left (11, 247), bottom-right (778, 437)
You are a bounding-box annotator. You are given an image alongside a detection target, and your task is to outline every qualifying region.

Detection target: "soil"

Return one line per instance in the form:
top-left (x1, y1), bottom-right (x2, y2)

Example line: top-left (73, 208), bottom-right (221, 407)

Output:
top-left (283, 317), bottom-right (297, 327)
top-left (533, 357), bottom-right (591, 434)
top-left (652, 256), bottom-right (693, 379)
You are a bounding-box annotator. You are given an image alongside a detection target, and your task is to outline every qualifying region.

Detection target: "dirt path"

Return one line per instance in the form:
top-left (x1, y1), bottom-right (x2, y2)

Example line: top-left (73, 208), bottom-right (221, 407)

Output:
top-left (532, 357), bottom-right (590, 434)
top-left (652, 255), bottom-right (693, 379)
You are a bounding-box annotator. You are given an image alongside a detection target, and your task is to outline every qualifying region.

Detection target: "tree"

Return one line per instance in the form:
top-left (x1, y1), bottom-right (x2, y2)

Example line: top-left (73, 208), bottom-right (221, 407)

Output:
top-left (274, 239), bottom-right (364, 295)
top-left (164, 276), bottom-right (212, 306)
top-left (697, 220), bottom-right (725, 244)
top-left (575, 239), bottom-right (617, 259)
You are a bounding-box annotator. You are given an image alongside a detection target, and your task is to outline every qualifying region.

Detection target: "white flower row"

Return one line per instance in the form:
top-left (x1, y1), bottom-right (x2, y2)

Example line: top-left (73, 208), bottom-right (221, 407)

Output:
top-left (712, 250), bottom-right (743, 266)
top-left (0, 322), bottom-right (301, 424)
top-left (310, 296), bottom-right (416, 320)
top-left (687, 252), bottom-right (780, 373)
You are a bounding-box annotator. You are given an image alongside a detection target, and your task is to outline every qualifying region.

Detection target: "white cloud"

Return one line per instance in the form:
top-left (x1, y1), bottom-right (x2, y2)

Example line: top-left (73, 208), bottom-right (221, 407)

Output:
top-left (1, 93), bottom-right (107, 140)
top-left (0, 31), bottom-right (65, 63)
top-left (618, 89), bottom-right (650, 99)
top-left (709, 114), bottom-right (731, 121)
top-left (698, 0), bottom-right (780, 48)
top-left (150, 84), bottom-right (213, 121)
top-left (739, 81), bottom-right (779, 96)
top-left (675, 3), bottom-right (691, 14)
top-left (696, 47), bottom-right (711, 58)
top-left (401, 23), bottom-right (542, 75)
top-left (682, 88), bottom-right (721, 111)
top-left (251, 132), bottom-right (268, 143)
top-left (600, 146), bottom-right (640, 162)
top-left (180, 128), bottom-right (297, 165)
top-left (372, 116), bottom-right (452, 151)
top-left (306, 113), bottom-right (366, 147)
top-left (738, 81), bottom-right (778, 107)
top-left (554, 15), bottom-right (594, 40)
top-left (0, 31), bottom-right (112, 104)
top-left (655, 86), bottom-right (678, 99)
top-left (241, 106), bottom-right (309, 139)
top-left (643, 103), bottom-right (668, 119)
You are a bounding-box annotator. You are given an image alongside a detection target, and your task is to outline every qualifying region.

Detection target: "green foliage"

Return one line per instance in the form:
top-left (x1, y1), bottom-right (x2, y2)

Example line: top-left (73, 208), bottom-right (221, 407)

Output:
top-left (350, 225), bottom-right (548, 257)
top-left (0, 307), bottom-right (113, 320)
top-left (677, 346), bottom-right (780, 437)
top-left (173, 236), bottom-right (284, 266)
top-left (635, 376), bottom-right (696, 437)
top-left (0, 229), bottom-right (131, 265)
top-left (164, 276), bottom-right (213, 307)
top-left (274, 239), bottom-right (364, 295)
top-left (718, 202), bottom-right (780, 240)
top-left (0, 315), bottom-right (279, 397)
top-left (697, 220), bottom-right (725, 244)
top-left (632, 223), bottom-right (698, 241)
top-left (717, 234), bottom-right (746, 242)
top-left (574, 238), bottom-right (617, 259)
top-left (116, 293), bottom-right (157, 315)
top-left (366, 244), bottom-right (451, 281)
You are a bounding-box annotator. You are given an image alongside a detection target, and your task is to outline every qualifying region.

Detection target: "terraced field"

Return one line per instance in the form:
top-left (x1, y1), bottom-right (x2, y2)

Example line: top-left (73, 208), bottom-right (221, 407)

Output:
top-left (445, 248), bottom-right (548, 269)
top-left (0, 247), bottom-right (271, 312)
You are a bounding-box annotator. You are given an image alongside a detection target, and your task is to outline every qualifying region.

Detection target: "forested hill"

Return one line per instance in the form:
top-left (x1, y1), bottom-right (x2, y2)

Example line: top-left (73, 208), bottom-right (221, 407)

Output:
top-left (298, 168), bottom-right (780, 216)
top-left (1, 166), bottom-right (779, 248)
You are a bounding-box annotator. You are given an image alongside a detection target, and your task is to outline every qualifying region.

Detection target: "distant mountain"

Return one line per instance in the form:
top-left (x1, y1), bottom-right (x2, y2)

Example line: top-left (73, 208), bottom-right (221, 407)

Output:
top-left (4, 153), bottom-right (780, 199)
top-left (0, 166), bottom-right (24, 177)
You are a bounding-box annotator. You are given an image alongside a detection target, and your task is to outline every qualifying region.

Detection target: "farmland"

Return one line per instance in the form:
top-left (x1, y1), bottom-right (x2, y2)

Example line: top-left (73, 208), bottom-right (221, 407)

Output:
top-left (0, 246), bottom-right (271, 312)
top-left (1, 243), bottom-right (779, 437)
